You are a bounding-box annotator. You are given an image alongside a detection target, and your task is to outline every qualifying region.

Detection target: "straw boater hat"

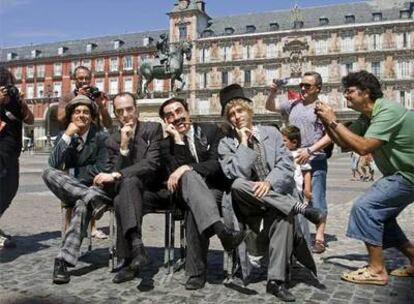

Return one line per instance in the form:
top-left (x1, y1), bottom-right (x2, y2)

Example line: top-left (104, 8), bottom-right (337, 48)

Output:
top-left (65, 95), bottom-right (96, 119)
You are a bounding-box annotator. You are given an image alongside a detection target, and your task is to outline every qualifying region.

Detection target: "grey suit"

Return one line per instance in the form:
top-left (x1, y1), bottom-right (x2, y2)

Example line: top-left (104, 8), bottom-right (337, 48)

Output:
top-left (218, 125), bottom-right (307, 281)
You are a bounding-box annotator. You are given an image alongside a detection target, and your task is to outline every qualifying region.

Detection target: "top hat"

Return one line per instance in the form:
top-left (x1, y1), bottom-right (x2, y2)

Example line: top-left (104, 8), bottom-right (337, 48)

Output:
top-left (219, 84), bottom-right (252, 116)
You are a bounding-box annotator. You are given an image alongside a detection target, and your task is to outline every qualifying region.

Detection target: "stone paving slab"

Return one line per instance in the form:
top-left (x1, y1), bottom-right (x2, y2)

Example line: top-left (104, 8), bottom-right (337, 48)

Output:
top-left (1, 154), bottom-right (413, 303)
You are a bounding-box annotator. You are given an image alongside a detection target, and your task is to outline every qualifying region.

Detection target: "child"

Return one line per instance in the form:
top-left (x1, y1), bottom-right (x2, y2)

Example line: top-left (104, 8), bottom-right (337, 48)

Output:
top-left (281, 125), bottom-right (312, 249)
top-left (350, 152), bottom-right (362, 181)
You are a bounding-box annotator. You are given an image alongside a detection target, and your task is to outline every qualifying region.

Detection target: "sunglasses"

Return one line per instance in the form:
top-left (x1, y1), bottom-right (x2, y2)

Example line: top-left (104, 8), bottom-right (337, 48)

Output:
top-left (299, 83), bottom-right (316, 90)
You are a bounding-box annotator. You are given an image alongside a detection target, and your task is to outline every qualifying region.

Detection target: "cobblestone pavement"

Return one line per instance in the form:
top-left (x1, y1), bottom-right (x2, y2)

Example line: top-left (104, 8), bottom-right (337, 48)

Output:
top-left (0, 153), bottom-right (413, 304)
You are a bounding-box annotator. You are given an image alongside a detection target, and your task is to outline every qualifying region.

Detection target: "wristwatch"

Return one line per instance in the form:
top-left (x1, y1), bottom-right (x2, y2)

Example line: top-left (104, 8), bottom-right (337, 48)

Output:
top-left (111, 172), bottom-right (122, 181)
top-left (329, 120), bottom-right (339, 129)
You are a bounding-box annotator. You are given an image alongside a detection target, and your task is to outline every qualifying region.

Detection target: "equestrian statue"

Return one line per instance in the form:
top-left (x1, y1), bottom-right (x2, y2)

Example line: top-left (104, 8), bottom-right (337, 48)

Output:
top-left (137, 34), bottom-right (192, 98)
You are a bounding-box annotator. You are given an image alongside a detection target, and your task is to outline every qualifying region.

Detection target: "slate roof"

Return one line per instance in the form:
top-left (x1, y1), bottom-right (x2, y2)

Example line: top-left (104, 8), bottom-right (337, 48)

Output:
top-left (0, 29), bottom-right (167, 62)
top-left (204, 1), bottom-right (412, 37)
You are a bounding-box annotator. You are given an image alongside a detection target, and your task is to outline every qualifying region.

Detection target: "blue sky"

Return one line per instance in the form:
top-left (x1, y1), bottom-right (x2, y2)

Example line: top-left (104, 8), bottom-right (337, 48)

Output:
top-left (0, 0), bottom-right (361, 48)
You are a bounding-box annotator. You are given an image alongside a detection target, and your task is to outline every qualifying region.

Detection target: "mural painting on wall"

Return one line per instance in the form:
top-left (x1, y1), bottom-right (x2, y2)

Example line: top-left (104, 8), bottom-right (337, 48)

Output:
top-left (255, 65), bottom-right (267, 86)
top-left (328, 89), bottom-right (341, 110)
top-left (209, 67), bottom-right (220, 88)
top-left (210, 42), bottom-right (220, 61)
top-left (383, 29), bottom-right (395, 49)
top-left (210, 94), bottom-right (221, 114)
top-left (253, 92), bottom-right (266, 114)
top-left (384, 86), bottom-right (394, 100)
top-left (232, 41), bottom-right (243, 60)
top-left (329, 33), bottom-right (340, 53)
top-left (355, 31), bottom-right (367, 51)
top-left (232, 67), bottom-right (242, 84)
top-left (255, 39), bottom-right (266, 59)
top-left (384, 56), bottom-right (396, 79)
top-left (283, 39), bottom-right (309, 78)
top-left (329, 60), bottom-right (341, 82)
top-left (358, 57), bottom-right (367, 71)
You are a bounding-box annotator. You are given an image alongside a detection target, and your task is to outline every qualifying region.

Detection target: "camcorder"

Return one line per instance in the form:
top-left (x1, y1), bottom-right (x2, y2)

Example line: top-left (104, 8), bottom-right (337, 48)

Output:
top-left (74, 86), bottom-right (101, 101)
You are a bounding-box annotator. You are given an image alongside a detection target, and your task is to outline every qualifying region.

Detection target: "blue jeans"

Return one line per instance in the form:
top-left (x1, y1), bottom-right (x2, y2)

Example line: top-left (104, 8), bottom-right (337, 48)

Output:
top-left (347, 174), bottom-right (414, 248)
top-left (311, 154), bottom-right (328, 216)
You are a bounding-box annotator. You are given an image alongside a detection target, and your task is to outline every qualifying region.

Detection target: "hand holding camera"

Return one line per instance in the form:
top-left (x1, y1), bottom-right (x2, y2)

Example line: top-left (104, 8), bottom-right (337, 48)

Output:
top-left (75, 86), bottom-right (102, 101)
top-left (270, 78), bottom-right (288, 95)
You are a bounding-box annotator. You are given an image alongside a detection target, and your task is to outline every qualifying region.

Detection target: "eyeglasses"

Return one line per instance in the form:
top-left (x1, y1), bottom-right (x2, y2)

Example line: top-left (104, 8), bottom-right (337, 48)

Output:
top-left (343, 88), bottom-right (360, 95)
top-left (299, 83), bottom-right (315, 90)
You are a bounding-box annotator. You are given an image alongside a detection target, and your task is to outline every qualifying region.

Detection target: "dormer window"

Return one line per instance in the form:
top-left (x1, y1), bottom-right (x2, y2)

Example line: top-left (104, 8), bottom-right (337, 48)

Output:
top-left (58, 46), bottom-right (68, 55)
top-left (225, 27), bottom-right (235, 35)
top-left (372, 12), bottom-right (382, 21)
top-left (86, 43), bottom-right (97, 53)
top-left (293, 20), bottom-right (304, 29)
top-left (7, 52), bottom-right (17, 61)
top-left (269, 23), bottom-right (279, 31)
top-left (31, 49), bottom-right (41, 58)
top-left (400, 10), bottom-right (411, 19)
top-left (113, 39), bottom-right (124, 49)
top-left (246, 25), bottom-right (256, 33)
top-left (319, 17), bottom-right (329, 26)
top-left (202, 29), bottom-right (214, 38)
top-left (143, 37), bottom-right (154, 46)
top-left (345, 14), bottom-right (355, 24)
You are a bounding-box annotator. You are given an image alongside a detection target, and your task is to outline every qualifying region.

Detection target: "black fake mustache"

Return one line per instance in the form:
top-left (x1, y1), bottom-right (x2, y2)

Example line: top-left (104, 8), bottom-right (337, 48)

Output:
top-left (172, 117), bottom-right (190, 126)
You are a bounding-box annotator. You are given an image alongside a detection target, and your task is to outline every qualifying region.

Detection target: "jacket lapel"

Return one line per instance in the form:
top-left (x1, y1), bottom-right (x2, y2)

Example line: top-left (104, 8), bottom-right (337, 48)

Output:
top-left (77, 125), bottom-right (97, 165)
top-left (259, 127), bottom-right (275, 170)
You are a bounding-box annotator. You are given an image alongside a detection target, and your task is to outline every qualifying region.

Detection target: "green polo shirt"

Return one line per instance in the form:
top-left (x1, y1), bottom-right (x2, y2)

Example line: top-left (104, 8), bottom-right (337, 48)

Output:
top-left (349, 98), bottom-right (414, 185)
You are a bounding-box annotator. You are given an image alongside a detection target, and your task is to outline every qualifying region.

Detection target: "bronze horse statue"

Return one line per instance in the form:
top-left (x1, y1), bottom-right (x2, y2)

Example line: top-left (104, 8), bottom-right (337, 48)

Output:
top-left (137, 41), bottom-right (192, 98)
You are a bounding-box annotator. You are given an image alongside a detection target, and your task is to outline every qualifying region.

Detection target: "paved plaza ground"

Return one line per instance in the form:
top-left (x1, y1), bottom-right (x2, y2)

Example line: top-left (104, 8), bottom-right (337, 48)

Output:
top-left (0, 152), bottom-right (413, 303)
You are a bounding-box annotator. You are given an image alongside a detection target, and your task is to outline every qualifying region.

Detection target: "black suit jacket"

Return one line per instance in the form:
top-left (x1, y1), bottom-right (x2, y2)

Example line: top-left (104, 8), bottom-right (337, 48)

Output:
top-left (105, 121), bottom-right (162, 187)
top-left (160, 122), bottom-right (230, 190)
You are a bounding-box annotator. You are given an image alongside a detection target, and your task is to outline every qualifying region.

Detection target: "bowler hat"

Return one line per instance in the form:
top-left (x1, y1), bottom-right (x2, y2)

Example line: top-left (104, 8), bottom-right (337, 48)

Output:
top-left (219, 84), bottom-right (252, 116)
top-left (65, 95), bottom-right (96, 118)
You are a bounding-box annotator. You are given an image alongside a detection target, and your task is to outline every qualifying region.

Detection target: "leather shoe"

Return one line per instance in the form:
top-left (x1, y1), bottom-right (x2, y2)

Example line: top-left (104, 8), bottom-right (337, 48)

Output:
top-left (303, 206), bottom-right (326, 225)
top-left (112, 266), bottom-right (137, 284)
top-left (266, 280), bottom-right (295, 302)
top-left (53, 258), bottom-right (70, 284)
top-left (130, 245), bottom-right (151, 270)
top-left (218, 227), bottom-right (246, 252)
top-left (185, 275), bottom-right (206, 290)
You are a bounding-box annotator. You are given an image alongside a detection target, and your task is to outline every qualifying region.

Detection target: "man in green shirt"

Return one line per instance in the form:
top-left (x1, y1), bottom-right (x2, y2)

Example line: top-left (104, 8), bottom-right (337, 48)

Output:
top-left (315, 70), bottom-right (414, 285)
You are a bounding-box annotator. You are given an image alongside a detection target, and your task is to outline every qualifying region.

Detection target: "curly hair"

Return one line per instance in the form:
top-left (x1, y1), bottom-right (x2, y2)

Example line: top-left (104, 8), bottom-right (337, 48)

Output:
top-left (224, 98), bottom-right (253, 121)
top-left (342, 70), bottom-right (383, 101)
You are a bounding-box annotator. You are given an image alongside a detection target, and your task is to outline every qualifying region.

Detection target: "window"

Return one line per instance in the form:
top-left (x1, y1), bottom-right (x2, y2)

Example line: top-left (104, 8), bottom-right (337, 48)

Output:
top-left (109, 78), bottom-right (118, 95)
top-left (179, 24), bottom-right (187, 41)
top-left (315, 40), bottom-right (328, 55)
top-left (244, 69), bottom-right (251, 84)
top-left (58, 46), bottom-right (67, 55)
top-left (26, 84), bottom-right (34, 99)
top-left (54, 63), bottom-right (62, 76)
top-left (371, 62), bottom-right (381, 77)
top-left (14, 67), bottom-right (22, 80)
top-left (86, 43), bottom-right (96, 53)
top-left (71, 60), bottom-right (81, 74)
top-left (110, 57), bottom-right (119, 72)
top-left (199, 48), bottom-right (209, 63)
top-left (371, 34), bottom-right (382, 50)
top-left (95, 79), bottom-right (104, 92)
top-left (95, 58), bottom-right (104, 72)
top-left (269, 23), bottom-right (279, 31)
top-left (114, 40), bottom-right (123, 50)
top-left (341, 36), bottom-right (354, 52)
top-left (319, 17), bottom-right (329, 26)
top-left (222, 47), bottom-right (231, 62)
top-left (37, 83), bottom-right (44, 98)
top-left (31, 49), bottom-right (40, 58)
top-left (123, 56), bottom-right (133, 70)
top-left (246, 25), bottom-right (256, 33)
top-left (81, 59), bottom-right (91, 70)
top-left (397, 61), bottom-right (410, 79)
top-left (124, 78), bottom-right (133, 93)
top-left (225, 27), bottom-right (235, 35)
top-left (26, 65), bottom-right (34, 78)
top-left (400, 91), bottom-right (410, 107)
top-left (37, 65), bottom-right (45, 78)
top-left (222, 71), bottom-right (228, 86)
top-left (345, 63), bottom-right (354, 74)
top-left (372, 12), bottom-right (382, 21)
top-left (345, 14), bottom-right (355, 24)
top-left (400, 10), bottom-right (411, 19)
top-left (267, 43), bottom-right (277, 58)
top-left (7, 52), bottom-right (17, 61)
top-left (154, 79), bottom-right (163, 92)
top-left (243, 45), bottom-right (251, 59)
top-left (199, 73), bottom-right (207, 89)
top-left (53, 82), bottom-right (62, 97)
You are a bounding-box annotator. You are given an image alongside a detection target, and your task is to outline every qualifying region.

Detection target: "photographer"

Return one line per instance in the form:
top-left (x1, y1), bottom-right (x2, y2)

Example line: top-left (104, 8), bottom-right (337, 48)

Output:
top-left (0, 66), bottom-right (34, 249)
top-left (57, 66), bottom-right (112, 130)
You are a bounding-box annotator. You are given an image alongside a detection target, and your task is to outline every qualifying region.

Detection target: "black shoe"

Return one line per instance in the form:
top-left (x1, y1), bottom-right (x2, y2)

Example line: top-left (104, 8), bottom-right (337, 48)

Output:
top-left (303, 206), bottom-right (325, 225)
top-left (112, 266), bottom-right (137, 284)
top-left (266, 280), bottom-right (296, 302)
top-left (130, 245), bottom-right (151, 270)
top-left (185, 275), bottom-right (206, 290)
top-left (218, 228), bottom-right (246, 252)
top-left (53, 258), bottom-right (70, 284)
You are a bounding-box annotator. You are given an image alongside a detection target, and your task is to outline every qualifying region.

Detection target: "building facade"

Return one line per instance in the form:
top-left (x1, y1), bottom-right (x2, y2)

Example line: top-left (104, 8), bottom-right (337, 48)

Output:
top-left (1, 0), bottom-right (413, 141)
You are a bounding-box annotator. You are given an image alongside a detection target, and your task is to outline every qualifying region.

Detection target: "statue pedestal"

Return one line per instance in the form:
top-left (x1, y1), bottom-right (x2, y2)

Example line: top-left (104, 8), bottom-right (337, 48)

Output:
top-left (136, 98), bottom-right (166, 122)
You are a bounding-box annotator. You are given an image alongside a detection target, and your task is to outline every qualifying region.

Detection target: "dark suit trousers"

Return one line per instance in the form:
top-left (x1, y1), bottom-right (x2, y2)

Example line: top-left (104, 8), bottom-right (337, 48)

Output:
top-left (180, 171), bottom-right (223, 277)
top-left (0, 156), bottom-right (19, 217)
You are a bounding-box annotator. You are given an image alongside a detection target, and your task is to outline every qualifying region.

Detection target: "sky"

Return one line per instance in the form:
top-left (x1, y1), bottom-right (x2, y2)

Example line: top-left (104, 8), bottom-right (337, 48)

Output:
top-left (0, 0), bottom-right (364, 48)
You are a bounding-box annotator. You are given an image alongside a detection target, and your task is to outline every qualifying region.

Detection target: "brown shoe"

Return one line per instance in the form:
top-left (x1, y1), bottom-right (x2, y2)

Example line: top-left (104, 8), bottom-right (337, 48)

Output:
top-left (312, 240), bottom-right (326, 254)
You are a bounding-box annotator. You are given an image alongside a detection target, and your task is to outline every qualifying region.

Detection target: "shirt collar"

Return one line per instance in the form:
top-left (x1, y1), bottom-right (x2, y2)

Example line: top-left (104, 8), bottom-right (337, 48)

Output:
top-left (185, 125), bottom-right (195, 140)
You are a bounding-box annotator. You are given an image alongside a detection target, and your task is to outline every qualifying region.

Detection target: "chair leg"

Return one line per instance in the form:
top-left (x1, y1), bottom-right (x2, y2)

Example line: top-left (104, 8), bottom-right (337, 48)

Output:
top-left (173, 219), bottom-right (186, 273)
top-left (169, 212), bottom-right (175, 274)
top-left (164, 211), bottom-right (171, 274)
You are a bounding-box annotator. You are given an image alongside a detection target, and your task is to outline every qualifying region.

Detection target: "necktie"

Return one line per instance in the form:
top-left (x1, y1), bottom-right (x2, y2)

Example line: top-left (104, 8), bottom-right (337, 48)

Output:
top-left (185, 134), bottom-right (199, 163)
top-left (250, 136), bottom-right (269, 181)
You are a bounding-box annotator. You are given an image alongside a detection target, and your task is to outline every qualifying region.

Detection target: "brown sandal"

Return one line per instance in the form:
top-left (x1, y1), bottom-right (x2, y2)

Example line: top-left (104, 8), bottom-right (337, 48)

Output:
top-left (389, 265), bottom-right (414, 277)
top-left (341, 267), bottom-right (388, 286)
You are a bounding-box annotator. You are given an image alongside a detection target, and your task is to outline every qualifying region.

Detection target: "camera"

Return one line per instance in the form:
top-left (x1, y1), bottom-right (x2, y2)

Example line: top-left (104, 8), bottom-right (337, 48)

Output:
top-left (273, 78), bottom-right (289, 87)
top-left (3, 85), bottom-right (20, 99)
top-left (74, 86), bottom-right (101, 100)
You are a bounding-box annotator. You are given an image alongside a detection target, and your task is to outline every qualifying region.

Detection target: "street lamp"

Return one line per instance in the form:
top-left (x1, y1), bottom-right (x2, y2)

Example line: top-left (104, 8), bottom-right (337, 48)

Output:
top-left (45, 85), bottom-right (52, 149)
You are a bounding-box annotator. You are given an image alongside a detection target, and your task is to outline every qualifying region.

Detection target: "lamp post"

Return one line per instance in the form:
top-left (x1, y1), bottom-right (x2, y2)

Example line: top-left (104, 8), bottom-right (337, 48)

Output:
top-left (45, 85), bottom-right (52, 149)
